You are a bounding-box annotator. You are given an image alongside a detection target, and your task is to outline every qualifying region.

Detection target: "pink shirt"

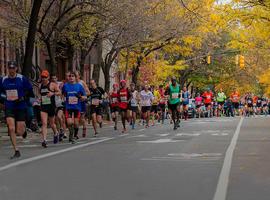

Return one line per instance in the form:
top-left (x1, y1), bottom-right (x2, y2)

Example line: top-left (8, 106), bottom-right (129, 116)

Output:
top-left (195, 97), bottom-right (203, 105)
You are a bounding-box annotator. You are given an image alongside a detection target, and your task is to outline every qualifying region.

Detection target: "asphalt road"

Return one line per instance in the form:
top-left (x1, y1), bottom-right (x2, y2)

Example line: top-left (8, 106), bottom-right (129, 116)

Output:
top-left (0, 116), bottom-right (270, 200)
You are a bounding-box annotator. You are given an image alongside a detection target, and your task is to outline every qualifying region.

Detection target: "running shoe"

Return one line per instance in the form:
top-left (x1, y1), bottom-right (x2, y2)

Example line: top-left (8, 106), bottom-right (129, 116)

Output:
top-left (22, 131), bottom-right (27, 139)
top-left (42, 141), bottom-right (47, 148)
top-left (53, 134), bottom-right (59, 144)
top-left (10, 150), bottom-right (21, 159)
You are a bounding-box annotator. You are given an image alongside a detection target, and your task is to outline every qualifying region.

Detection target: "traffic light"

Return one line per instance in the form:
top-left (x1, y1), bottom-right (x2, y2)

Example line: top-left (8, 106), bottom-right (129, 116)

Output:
top-left (207, 55), bottom-right (211, 65)
top-left (239, 55), bottom-right (245, 69)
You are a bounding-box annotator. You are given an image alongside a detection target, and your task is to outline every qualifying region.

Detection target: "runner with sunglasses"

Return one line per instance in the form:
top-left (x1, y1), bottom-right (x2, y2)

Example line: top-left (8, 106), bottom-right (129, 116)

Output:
top-left (62, 72), bottom-right (87, 143)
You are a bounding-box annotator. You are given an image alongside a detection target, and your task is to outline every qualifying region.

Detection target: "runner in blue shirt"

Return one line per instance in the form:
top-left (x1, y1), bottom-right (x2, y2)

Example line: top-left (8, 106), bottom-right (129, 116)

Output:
top-left (62, 71), bottom-right (86, 144)
top-left (0, 61), bottom-right (34, 159)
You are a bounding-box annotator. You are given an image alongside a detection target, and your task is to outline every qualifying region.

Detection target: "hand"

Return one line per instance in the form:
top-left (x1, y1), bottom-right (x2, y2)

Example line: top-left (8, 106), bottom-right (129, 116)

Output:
top-left (47, 92), bottom-right (54, 97)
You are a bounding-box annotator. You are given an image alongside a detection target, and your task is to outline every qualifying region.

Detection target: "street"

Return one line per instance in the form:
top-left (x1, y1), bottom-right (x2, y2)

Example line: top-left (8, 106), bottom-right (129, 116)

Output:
top-left (0, 116), bottom-right (270, 200)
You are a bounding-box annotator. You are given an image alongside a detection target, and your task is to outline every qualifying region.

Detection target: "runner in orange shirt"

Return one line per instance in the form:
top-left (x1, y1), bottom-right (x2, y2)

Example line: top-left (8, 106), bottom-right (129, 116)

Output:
top-left (230, 89), bottom-right (240, 116)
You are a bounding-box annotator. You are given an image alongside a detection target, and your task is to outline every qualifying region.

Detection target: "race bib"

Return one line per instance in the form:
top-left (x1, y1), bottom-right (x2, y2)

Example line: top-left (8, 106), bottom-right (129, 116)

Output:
top-left (68, 96), bottom-right (78, 105)
top-left (248, 100), bottom-right (252, 104)
top-left (41, 96), bottom-right (51, 105)
top-left (120, 96), bottom-right (127, 102)
top-left (92, 98), bottom-right (100, 106)
top-left (6, 89), bottom-right (18, 101)
top-left (131, 99), bottom-right (137, 106)
top-left (171, 93), bottom-right (179, 99)
top-left (112, 98), bottom-right (118, 103)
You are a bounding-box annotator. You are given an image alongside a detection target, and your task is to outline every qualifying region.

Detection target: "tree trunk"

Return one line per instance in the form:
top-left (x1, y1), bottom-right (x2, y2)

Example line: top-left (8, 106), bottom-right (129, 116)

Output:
top-left (67, 45), bottom-right (74, 71)
top-left (22, 0), bottom-right (43, 78)
top-left (45, 40), bottom-right (57, 74)
top-left (104, 63), bottom-right (111, 92)
top-left (131, 56), bottom-right (143, 85)
top-left (92, 64), bottom-right (100, 84)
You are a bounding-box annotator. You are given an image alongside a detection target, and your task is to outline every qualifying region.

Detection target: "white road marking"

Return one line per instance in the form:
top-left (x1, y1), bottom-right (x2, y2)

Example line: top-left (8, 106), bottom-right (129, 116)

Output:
top-left (0, 137), bottom-right (114, 173)
top-left (128, 134), bottom-right (147, 138)
top-left (137, 138), bottom-right (182, 144)
top-left (159, 133), bottom-right (170, 137)
top-left (176, 133), bottom-right (201, 137)
top-left (138, 129), bottom-right (145, 132)
top-left (213, 117), bottom-right (244, 200)
top-left (212, 133), bottom-right (229, 136)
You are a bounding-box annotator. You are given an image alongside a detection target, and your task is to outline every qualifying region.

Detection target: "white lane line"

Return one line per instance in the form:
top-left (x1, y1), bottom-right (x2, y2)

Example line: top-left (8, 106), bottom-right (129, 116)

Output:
top-left (0, 137), bottom-right (114, 173)
top-left (213, 117), bottom-right (244, 200)
top-left (138, 129), bottom-right (145, 132)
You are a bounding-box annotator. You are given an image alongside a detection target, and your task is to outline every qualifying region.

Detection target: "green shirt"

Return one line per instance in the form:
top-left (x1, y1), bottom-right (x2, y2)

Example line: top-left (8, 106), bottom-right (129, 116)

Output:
top-left (216, 92), bottom-right (226, 102)
top-left (169, 84), bottom-right (180, 105)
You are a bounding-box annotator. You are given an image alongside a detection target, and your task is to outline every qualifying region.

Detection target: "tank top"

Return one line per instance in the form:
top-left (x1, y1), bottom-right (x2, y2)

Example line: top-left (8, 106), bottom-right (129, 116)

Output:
top-left (40, 82), bottom-right (55, 107)
top-left (110, 91), bottom-right (119, 108)
top-left (169, 84), bottom-right (180, 105)
top-left (119, 88), bottom-right (129, 109)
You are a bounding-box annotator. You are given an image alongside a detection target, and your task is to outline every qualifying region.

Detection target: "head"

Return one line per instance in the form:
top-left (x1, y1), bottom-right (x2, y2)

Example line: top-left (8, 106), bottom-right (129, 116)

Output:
top-left (171, 77), bottom-right (177, 85)
top-left (144, 84), bottom-right (150, 91)
top-left (68, 71), bottom-right (76, 83)
top-left (90, 79), bottom-right (97, 89)
top-left (65, 72), bottom-right (70, 81)
top-left (183, 86), bottom-right (187, 92)
top-left (207, 87), bottom-right (211, 92)
top-left (130, 83), bottom-right (135, 91)
top-left (41, 70), bottom-right (50, 83)
top-left (7, 61), bottom-right (18, 77)
top-left (159, 85), bottom-right (163, 90)
top-left (219, 88), bottom-right (223, 92)
top-left (113, 83), bottom-right (119, 90)
top-left (50, 74), bottom-right (57, 83)
top-left (197, 93), bottom-right (200, 97)
top-left (120, 80), bottom-right (127, 88)
top-left (75, 71), bottom-right (81, 81)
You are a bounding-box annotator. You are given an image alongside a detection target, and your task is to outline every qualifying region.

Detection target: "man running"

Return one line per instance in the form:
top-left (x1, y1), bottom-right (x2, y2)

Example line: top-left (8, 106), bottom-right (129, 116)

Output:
top-left (181, 86), bottom-right (190, 120)
top-left (39, 70), bottom-right (61, 148)
top-left (165, 77), bottom-right (181, 130)
top-left (51, 74), bottom-right (66, 141)
top-left (118, 80), bottom-right (131, 133)
top-left (151, 85), bottom-right (160, 125)
top-left (158, 85), bottom-right (166, 124)
top-left (89, 79), bottom-right (106, 136)
top-left (129, 83), bottom-right (140, 129)
top-left (62, 72), bottom-right (86, 143)
top-left (75, 71), bottom-right (90, 138)
top-left (216, 88), bottom-right (226, 117)
top-left (109, 83), bottom-right (119, 130)
top-left (230, 89), bottom-right (240, 116)
top-left (195, 93), bottom-right (203, 118)
top-left (202, 88), bottom-right (213, 118)
top-left (140, 84), bottom-right (154, 128)
top-left (0, 61), bottom-right (34, 158)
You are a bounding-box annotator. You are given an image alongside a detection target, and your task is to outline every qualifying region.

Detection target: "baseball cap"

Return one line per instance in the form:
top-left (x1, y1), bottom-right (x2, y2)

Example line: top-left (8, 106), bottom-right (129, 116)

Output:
top-left (41, 70), bottom-right (50, 78)
top-left (8, 61), bottom-right (18, 68)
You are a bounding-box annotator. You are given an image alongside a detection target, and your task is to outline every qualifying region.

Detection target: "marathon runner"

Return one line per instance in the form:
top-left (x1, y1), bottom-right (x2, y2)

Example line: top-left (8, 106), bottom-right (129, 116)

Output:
top-left (256, 96), bottom-right (263, 115)
top-left (118, 80), bottom-right (130, 133)
top-left (75, 71), bottom-right (90, 138)
top-left (195, 93), bottom-right (203, 118)
top-left (262, 97), bottom-right (268, 116)
top-left (129, 83), bottom-right (140, 129)
top-left (216, 88), bottom-right (226, 117)
top-left (181, 86), bottom-right (190, 120)
top-left (50, 74), bottom-right (66, 141)
top-left (202, 88), bottom-right (213, 118)
top-left (109, 83), bottom-right (119, 130)
top-left (230, 89), bottom-right (240, 116)
top-left (151, 85), bottom-right (160, 125)
top-left (165, 77), bottom-right (181, 130)
top-left (246, 93), bottom-right (254, 117)
top-left (62, 71), bottom-right (86, 143)
top-left (89, 79), bottom-right (106, 136)
top-left (39, 70), bottom-right (61, 148)
top-left (0, 61), bottom-right (34, 159)
top-left (140, 84), bottom-right (154, 128)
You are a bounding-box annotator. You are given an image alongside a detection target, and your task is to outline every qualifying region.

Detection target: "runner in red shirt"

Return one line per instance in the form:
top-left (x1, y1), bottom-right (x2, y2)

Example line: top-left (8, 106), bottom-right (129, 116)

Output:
top-left (230, 89), bottom-right (240, 116)
top-left (109, 83), bottom-right (119, 130)
top-left (202, 88), bottom-right (213, 117)
top-left (118, 80), bottom-right (131, 133)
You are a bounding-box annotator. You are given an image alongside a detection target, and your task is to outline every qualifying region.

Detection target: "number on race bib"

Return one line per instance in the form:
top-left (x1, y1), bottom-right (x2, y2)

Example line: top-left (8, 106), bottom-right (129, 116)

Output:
top-left (92, 98), bottom-right (100, 106)
top-left (6, 90), bottom-right (18, 101)
top-left (120, 96), bottom-right (127, 102)
top-left (41, 96), bottom-right (51, 105)
top-left (171, 93), bottom-right (179, 99)
top-left (68, 96), bottom-right (78, 105)
top-left (112, 98), bottom-right (118, 103)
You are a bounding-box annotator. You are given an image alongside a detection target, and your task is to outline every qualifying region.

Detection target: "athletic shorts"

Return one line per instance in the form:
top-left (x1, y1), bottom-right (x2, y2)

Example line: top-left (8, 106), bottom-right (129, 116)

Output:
top-left (65, 109), bottom-right (80, 119)
top-left (142, 106), bottom-right (151, 113)
top-left (56, 106), bottom-right (64, 115)
top-left (110, 106), bottom-right (119, 113)
top-left (217, 102), bottom-right (225, 106)
top-left (90, 105), bottom-right (102, 115)
top-left (168, 103), bottom-right (180, 111)
top-left (151, 105), bottom-right (158, 113)
top-left (257, 103), bottom-right (262, 108)
top-left (41, 105), bottom-right (56, 117)
top-left (81, 102), bottom-right (87, 114)
top-left (182, 101), bottom-right (189, 106)
top-left (196, 105), bottom-right (202, 109)
top-left (248, 103), bottom-right (253, 108)
top-left (129, 106), bottom-right (138, 112)
top-left (5, 108), bottom-right (26, 121)
top-left (232, 102), bottom-right (239, 109)
top-left (158, 104), bottom-right (166, 112)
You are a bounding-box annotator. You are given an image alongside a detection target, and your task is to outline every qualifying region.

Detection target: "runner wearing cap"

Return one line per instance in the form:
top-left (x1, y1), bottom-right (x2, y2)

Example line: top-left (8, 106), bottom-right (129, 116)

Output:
top-left (140, 84), bottom-right (154, 128)
top-left (39, 70), bottom-right (61, 148)
top-left (109, 83), bottom-right (120, 130)
top-left (62, 71), bottom-right (87, 143)
top-left (129, 83), bottom-right (140, 129)
top-left (118, 80), bottom-right (131, 133)
top-left (0, 61), bottom-right (34, 159)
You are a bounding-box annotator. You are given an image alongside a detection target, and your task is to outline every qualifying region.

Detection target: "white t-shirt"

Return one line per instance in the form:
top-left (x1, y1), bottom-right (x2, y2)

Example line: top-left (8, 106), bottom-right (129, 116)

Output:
top-left (130, 90), bottom-right (139, 107)
top-left (140, 90), bottom-right (154, 107)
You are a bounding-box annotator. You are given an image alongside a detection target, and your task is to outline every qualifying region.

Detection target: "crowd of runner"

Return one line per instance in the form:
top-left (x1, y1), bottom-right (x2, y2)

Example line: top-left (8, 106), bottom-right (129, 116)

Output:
top-left (1, 61), bottom-right (270, 159)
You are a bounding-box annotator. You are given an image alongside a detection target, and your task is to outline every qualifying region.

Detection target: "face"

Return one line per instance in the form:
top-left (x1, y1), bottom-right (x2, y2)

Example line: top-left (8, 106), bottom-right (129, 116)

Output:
top-left (41, 75), bottom-right (49, 83)
top-left (51, 76), bottom-right (57, 83)
top-left (8, 67), bottom-right (17, 77)
top-left (75, 73), bottom-right (80, 81)
top-left (145, 85), bottom-right (149, 91)
top-left (130, 84), bottom-right (135, 90)
top-left (172, 79), bottom-right (176, 85)
top-left (90, 80), bottom-right (96, 88)
top-left (68, 73), bottom-right (76, 83)
top-left (65, 72), bottom-right (70, 80)
top-left (121, 82), bottom-right (126, 88)
top-left (183, 87), bottom-right (187, 92)
top-left (113, 84), bottom-right (118, 90)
